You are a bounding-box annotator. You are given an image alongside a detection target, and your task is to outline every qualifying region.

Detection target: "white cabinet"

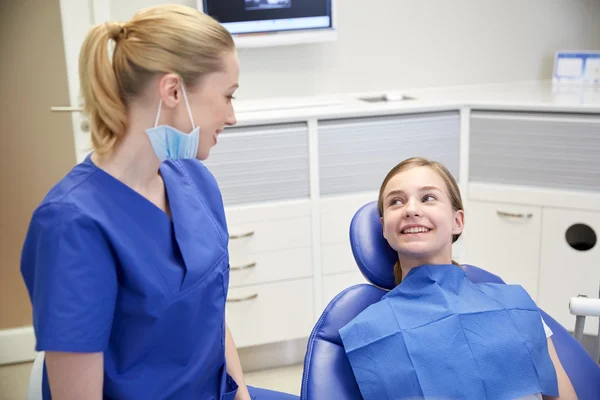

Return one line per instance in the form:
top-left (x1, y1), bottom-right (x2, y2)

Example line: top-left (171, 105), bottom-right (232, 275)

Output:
top-left (225, 200), bottom-right (313, 288)
top-left (226, 278), bottom-right (314, 348)
top-left (463, 200), bottom-right (543, 300)
top-left (224, 201), bottom-right (314, 347)
top-left (229, 248), bottom-right (312, 288)
top-left (217, 109), bottom-right (600, 349)
top-left (538, 207), bottom-right (600, 335)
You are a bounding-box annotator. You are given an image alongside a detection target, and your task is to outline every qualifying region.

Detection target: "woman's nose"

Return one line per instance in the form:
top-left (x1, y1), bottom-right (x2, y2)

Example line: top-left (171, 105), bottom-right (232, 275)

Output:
top-left (225, 110), bottom-right (237, 127)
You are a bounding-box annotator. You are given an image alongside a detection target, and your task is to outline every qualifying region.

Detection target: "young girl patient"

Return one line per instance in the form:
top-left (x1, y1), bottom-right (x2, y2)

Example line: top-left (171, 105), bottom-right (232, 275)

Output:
top-left (339, 157), bottom-right (577, 400)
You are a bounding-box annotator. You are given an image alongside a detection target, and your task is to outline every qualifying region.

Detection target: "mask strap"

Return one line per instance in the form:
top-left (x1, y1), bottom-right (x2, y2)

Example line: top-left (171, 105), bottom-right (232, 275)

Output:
top-left (153, 100), bottom-right (163, 128)
top-left (180, 83), bottom-right (196, 130)
top-left (152, 83), bottom-right (195, 129)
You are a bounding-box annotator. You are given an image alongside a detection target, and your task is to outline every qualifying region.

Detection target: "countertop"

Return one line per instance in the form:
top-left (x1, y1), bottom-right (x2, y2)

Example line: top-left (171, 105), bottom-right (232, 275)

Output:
top-left (232, 80), bottom-right (600, 126)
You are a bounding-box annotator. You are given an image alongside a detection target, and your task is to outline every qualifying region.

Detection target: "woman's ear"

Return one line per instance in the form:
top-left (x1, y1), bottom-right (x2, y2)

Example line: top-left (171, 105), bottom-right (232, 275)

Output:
top-left (380, 216), bottom-right (387, 239)
top-left (158, 73), bottom-right (182, 108)
top-left (452, 209), bottom-right (465, 235)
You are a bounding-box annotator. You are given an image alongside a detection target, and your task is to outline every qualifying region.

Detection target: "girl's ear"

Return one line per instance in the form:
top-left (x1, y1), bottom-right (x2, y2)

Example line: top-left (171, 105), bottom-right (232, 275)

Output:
top-left (452, 209), bottom-right (465, 235)
top-left (381, 217), bottom-right (387, 239)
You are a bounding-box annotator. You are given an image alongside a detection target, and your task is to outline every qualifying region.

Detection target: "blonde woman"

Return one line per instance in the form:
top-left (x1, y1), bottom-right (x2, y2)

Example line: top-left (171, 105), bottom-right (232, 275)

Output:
top-left (21, 5), bottom-right (298, 400)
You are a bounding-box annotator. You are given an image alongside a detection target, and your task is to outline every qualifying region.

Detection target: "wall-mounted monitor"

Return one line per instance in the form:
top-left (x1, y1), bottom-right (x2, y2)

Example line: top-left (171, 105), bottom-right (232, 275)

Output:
top-left (198, 0), bottom-right (337, 48)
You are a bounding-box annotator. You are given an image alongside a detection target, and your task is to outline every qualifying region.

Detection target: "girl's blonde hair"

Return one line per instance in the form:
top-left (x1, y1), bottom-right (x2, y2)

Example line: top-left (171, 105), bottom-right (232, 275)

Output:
top-left (78, 5), bottom-right (235, 154)
top-left (377, 157), bottom-right (464, 285)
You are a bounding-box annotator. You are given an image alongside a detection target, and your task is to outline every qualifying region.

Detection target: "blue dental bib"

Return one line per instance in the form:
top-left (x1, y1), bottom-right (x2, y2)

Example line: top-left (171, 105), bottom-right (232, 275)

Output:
top-left (339, 264), bottom-right (559, 400)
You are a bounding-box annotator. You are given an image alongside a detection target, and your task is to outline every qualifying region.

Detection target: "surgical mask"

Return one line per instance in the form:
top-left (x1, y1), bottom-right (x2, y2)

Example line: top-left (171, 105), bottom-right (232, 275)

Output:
top-left (145, 83), bottom-right (200, 162)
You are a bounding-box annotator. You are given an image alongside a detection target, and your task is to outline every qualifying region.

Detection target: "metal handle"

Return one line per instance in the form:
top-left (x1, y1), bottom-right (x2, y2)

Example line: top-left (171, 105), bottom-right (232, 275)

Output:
top-left (226, 293), bottom-right (258, 303)
top-left (50, 106), bottom-right (83, 112)
top-left (496, 210), bottom-right (533, 219)
top-left (230, 262), bottom-right (257, 271)
top-left (229, 231), bottom-right (255, 240)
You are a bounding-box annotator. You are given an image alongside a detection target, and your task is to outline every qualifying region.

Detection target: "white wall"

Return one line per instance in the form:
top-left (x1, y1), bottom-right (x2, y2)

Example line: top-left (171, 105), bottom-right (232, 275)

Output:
top-left (111, 0), bottom-right (600, 100)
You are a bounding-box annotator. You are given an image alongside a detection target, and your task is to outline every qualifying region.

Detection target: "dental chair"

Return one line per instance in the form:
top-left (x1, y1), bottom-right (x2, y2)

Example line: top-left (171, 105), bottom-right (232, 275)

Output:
top-left (300, 201), bottom-right (600, 400)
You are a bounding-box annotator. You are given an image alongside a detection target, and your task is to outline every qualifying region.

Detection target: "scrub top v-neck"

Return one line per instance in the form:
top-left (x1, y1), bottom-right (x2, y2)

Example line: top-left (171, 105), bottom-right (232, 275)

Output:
top-left (21, 155), bottom-right (234, 400)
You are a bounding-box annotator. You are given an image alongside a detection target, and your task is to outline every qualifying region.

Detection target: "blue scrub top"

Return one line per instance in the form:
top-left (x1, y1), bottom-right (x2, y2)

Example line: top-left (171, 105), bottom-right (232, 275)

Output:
top-left (21, 155), bottom-right (237, 399)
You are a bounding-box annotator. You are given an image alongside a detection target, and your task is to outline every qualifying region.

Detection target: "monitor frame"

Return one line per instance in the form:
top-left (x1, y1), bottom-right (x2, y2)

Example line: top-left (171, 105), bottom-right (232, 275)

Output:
top-left (197, 0), bottom-right (338, 48)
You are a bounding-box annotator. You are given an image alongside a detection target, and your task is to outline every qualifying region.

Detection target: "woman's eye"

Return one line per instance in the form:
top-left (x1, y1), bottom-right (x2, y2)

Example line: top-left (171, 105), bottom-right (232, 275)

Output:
top-left (423, 194), bottom-right (436, 202)
top-left (390, 198), bottom-right (404, 206)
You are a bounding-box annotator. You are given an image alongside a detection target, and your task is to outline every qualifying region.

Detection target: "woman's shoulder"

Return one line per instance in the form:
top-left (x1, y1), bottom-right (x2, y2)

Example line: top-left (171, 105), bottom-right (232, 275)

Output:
top-left (34, 160), bottom-right (101, 222)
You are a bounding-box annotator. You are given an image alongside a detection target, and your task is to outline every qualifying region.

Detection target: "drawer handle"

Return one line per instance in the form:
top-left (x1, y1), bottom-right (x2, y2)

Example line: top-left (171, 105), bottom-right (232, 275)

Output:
top-left (226, 293), bottom-right (258, 303)
top-left (230, 231), bottom-right (255, 240)
top-left (231, 262), bottom-right (257, 271)
top-left (496, 210), bottom-right (533, 219)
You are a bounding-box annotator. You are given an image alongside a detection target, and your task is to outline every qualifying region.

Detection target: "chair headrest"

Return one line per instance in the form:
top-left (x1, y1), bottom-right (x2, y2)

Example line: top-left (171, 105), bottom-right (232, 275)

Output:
top-left (349, 201), bottom-right (397, 290)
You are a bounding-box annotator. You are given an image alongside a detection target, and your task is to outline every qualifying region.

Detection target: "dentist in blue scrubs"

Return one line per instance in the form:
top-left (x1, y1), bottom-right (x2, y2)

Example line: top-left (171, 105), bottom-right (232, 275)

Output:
top-left (21, 5), bottom-right (298, 400)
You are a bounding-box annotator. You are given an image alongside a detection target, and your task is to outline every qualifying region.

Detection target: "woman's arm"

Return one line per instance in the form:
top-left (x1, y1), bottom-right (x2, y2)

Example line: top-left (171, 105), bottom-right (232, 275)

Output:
top-left (45, 352), bottom-right (104, 400)
top-left (225, 324), bottom-right (252, 400)
top-left (543, 338), bottom-right (577, 400)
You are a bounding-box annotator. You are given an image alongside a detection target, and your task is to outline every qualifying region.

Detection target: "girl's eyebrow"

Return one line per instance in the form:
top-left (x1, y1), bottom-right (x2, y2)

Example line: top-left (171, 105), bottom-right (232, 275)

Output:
top-left (385, 186), bottom-right (442, 199)
top-left (420, 186), bottom-right (442, 193)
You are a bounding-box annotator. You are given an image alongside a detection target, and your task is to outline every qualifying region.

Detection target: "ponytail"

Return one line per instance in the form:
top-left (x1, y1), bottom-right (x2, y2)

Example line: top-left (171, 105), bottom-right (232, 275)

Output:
top-left (78, 22), bottom-right (128, 154)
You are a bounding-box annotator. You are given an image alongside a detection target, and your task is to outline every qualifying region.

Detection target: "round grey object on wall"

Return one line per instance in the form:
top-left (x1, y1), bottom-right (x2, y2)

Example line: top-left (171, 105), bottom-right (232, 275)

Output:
top-left (565, 223), bottom-right (597, 251)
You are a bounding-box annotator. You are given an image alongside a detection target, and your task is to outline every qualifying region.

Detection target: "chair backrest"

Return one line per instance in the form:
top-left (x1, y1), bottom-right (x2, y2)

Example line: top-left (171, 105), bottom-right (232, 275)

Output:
top-left (301, 201), bottom-right (600, 400)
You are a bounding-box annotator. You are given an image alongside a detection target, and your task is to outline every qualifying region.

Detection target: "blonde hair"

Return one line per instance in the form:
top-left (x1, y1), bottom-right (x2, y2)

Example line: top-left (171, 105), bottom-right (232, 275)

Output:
top-left (377, 157), bottom-right (464, 285)
top-left (78, 5), bottom-right (235, 154)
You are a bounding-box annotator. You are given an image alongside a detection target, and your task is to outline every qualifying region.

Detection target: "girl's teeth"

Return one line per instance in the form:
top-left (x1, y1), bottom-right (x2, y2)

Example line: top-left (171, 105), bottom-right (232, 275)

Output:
top-left (403, 227), bottom-right (429, 234)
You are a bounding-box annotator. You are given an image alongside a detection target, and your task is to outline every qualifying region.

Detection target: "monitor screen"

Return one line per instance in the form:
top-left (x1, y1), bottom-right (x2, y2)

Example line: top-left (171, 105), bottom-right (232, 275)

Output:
top-left (203, 0), bottom-right (333, 35)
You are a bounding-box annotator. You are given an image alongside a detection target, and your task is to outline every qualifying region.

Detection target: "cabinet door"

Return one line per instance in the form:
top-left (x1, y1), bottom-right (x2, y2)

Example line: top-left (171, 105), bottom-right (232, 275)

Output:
top-left (538, 208), bottom-right (600, 335)
top-left (463, 200), bottom-right (542, 299)
top-left (470, 111), bottom-right (600, 192)
top-left (203, 122), bottom-right (310, 206)
top-left (318, 111), bottom-right (460, 196)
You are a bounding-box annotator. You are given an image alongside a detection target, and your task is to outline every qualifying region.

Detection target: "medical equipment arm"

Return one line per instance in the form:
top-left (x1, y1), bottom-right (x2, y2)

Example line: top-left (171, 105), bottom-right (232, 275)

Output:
top-left (44, 351), bottom-right (103, 400)
top-left (544, 338), bottom-right (578, 400)
top-left (225, 323), bottom-right (252, 400)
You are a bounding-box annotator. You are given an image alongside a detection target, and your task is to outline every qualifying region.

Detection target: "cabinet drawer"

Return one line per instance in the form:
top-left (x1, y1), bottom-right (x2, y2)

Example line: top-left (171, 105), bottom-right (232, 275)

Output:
top-left (226, 278), bottom-right (314, 348)
top-left (538, 207), bottom-right (600, 335)
top-left (228, 216), bottom-right (312, 256)
top-left (229, 247), bottom-right (312, 288)
top-left (318, 111), bottom-right (460, 196)
top-left (225, 199), bottom-right (311, 224)
top-left (322, 271), bottom-right (370, 313)
top-left (470, 111), bottom-right (600, 192)
top-left (463, 200), bottom-right (542, 300)
top-left (203, 122), bottom-right (310, 205)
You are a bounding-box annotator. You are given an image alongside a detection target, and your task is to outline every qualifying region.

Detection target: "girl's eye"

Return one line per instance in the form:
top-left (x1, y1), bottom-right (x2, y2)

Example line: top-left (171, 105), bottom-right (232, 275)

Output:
top-left (423, 194), bottom-right (437, 202)
top-left (390, 198), bottom-right (404, 206)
